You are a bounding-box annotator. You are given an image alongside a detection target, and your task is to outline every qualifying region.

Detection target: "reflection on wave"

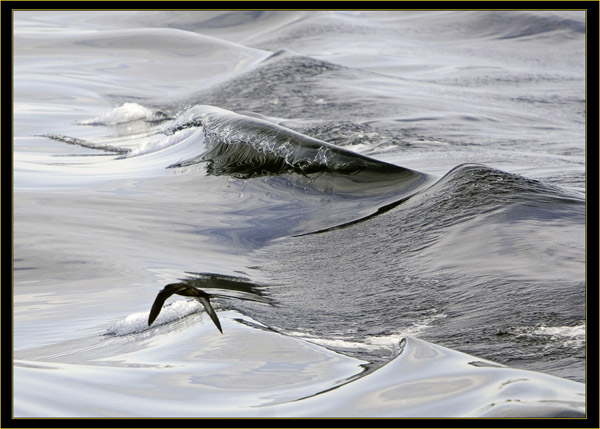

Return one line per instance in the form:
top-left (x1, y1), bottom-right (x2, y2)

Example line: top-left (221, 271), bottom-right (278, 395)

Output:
top-left (13, 330), bottom-right (586, 417)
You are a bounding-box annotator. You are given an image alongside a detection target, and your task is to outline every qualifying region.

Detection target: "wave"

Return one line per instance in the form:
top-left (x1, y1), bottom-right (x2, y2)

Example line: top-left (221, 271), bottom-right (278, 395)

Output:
top-left (75, 102), bottom-right (172, 126)
top-left (248, 161), bottom-right (585, 373)
top-left (389, 11), bottom-right (585, 43)
top-left (166, 105), bottom-right (417, 180)
top-left (51, 102), bottom-right (426, 186)
top-left (424, 163), bottom-right (584, 216)
top-left (31, 103), bottom-right (434, 240)
top-left (163, 105), bottom-right (437, 238)
top-left (466, 11), bottom-right (585, 40)
top-left (14, 329), bottom-right (585, 418)
top-left (181, 50), bottom-right (379, 122)
top-left (39, 102), bottom-right (583, 246)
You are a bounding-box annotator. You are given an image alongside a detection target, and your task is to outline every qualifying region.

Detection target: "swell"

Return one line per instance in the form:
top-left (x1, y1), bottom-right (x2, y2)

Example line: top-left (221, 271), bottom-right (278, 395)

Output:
top-left (162, 105), bottom-right (434, 240)
top-left (37, 102), bottom-right (420, 180)
top-left (471, 11), bottom-right (585, 40)
top-left (31, 102), bottom-right (433, 241)
top-left (248, 162), bottom-right (585, 375)
top-left (419, 163), bottom-right (585, 223)
top-left (166, 105), bottom-right (423, 182)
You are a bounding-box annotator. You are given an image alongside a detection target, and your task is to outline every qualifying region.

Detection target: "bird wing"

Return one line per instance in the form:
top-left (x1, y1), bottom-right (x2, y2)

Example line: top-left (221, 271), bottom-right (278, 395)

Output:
top-left (148, 283), bottom-right (190, 326)
top-left (197, 296), bottom-right (223, 334)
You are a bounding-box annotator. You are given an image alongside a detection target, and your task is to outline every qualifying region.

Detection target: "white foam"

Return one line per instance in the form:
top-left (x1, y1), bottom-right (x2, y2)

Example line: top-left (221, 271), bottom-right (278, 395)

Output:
top-left (280, 310), bottom-right (448, 356)
top-left (105, 299), bottom-right (201, 336)
top-left (77, 103), bottom-right (164, 126)
top-left (128, 127), bottom-right (197, 157)
top-left (533, 323), bottom-right (586, 347)
top-left (281, 331), bottom-right (408, 358)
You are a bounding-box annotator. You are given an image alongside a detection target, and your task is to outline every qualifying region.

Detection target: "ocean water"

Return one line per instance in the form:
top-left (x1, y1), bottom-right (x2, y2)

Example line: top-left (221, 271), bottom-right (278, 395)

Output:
top-left (13, 10), bottom-right (587, 418)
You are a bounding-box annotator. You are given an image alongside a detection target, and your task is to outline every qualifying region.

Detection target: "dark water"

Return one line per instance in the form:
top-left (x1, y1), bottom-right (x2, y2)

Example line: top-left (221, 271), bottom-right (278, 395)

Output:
top-left (13, 10), bottom-right (587, 417)
top-left (248, 164), bottom-right (586, 370)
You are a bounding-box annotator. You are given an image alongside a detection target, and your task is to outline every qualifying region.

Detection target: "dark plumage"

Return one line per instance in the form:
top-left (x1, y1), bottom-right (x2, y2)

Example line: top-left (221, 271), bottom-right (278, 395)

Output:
top-left (148, 283), bottom-right (223, 333)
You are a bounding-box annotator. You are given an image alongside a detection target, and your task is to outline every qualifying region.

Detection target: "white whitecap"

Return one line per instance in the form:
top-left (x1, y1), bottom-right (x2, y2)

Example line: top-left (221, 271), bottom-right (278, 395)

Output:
top-left (77, 102), bottom-right (164, 126)
top-left (534, 323), bottom-right (586, 347)
top-left (105, 299), bottom-right (201, 336)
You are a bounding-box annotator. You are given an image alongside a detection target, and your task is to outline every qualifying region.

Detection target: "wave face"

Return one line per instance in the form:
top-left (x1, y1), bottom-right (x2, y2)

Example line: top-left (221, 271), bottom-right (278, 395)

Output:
top-left (165, 105), bottom-right (416, 178)
top-left (13, 10), bottom-right (586, 419)
top-left (249, 164), bottom-right (585, 371)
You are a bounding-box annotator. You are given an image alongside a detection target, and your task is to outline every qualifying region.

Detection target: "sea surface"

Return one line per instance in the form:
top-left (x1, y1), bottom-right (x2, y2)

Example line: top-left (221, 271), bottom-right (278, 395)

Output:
top-left (13, 10), bottom-right (587, 418)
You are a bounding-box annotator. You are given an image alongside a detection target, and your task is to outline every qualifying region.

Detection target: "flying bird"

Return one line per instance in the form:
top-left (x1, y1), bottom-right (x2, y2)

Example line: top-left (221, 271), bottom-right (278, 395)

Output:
top-left (148, 283), bottom-right (223, 333)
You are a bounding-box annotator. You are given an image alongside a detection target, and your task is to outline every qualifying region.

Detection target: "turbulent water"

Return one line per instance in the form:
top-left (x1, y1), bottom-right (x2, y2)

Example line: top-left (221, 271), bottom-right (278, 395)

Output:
top-left (13, 10), bottom-right (587, 418)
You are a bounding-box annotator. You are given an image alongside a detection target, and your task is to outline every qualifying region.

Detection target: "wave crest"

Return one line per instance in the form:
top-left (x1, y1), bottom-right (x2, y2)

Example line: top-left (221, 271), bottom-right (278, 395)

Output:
top-left (166, 105), bottom-right (411, 179)
top-left (77, 102), bottom-right (171, 126)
